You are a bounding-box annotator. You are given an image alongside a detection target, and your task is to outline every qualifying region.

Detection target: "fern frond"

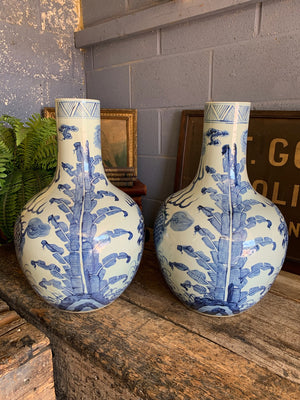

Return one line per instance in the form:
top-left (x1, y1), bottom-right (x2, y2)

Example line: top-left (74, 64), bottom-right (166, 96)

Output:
top-left (31, 118), bottom-right (57, 170)
top-left (17, 115), bottom-right (57, 170)
top-left (22, 169), bottom-right (54, 200)
top-left (0, 115), bottom-right (23, 134)
top-left (0, 170), bottom-right (23, 240)
top-left (0, 169), bottom-right (55, 241)
top-left (0, 113), bottom-right (57, 241)
top-left (0, 140), bottom-right (14, 189)
top-left (0, 123), bottom-right (17, 156)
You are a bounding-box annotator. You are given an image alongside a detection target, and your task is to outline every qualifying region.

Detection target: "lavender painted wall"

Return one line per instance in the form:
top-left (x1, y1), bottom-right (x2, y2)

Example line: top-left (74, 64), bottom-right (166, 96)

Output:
top-left (3, 0), bottom-right (294, 228)
top-left (81, 0), bottom-right (300, 227)
top-left (0, 0), bottom-right (85, 120)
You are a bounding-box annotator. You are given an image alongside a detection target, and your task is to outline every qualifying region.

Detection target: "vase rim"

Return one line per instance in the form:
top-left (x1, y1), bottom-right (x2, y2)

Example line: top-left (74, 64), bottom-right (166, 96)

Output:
top-left (205, 101), bottom-right (251, 106)
top-left (55, 98), bottom-right (100, 103)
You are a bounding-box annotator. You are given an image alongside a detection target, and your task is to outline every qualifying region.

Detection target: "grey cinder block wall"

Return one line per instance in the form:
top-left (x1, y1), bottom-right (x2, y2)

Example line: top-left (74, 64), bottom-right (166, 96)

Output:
top-left (79, 0), bottom-right (300, 227)
top-left (0, 0), bottom-right (85, 120)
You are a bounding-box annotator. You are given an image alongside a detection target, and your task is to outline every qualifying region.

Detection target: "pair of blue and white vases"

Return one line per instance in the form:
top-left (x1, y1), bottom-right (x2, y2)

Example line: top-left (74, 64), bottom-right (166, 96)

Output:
top-left (15, 99), bottom-right (288, 316)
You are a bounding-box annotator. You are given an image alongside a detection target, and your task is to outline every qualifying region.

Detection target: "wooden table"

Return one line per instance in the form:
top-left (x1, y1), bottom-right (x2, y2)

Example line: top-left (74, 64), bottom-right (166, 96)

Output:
top-left (0, 243), bottom-right (299, 400)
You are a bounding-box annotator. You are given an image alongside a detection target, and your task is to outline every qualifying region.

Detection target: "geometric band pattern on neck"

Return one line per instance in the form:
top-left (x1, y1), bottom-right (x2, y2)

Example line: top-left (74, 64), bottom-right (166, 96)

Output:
top-left (204, 103), bottom-right (250, 124)
top-left (56, 100), bottom-right (100, 119)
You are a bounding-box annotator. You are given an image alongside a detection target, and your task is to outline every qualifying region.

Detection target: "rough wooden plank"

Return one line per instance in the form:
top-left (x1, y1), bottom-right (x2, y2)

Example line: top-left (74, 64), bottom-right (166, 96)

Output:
top-left (0, 318), bottom-right (51, 375)
top-left (50, 313), bottom-right (300, 400)
top-left (51, 337), bottom-right (142, 400)
top-left (0, 294), bottom-right (55, 400)
top-left (0, 309), bottom-right (20, 328)
top-left (0, 299), bottom-right (25, 337)
top-left (0, 347), bottom-right (55, 400)
top-left (0, 245), bottom-right (299, 399)
top-left (75, 0), bottom-right (260, 47)
top-left (0, 299), bottom-right (9, 313)
top-left (0, 317), bottom-right (25, 337)
top-left (271, 270), bottom-right (300, 302)
top-left (122, 251), bottom-right (300, 384)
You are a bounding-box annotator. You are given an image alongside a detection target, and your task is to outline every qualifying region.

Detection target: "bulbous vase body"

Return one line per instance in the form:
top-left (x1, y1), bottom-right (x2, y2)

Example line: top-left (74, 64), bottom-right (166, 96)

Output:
top-left (14, 98), bottom-right (144, 312)
top-left (154, 101), bottom-right (288, 316)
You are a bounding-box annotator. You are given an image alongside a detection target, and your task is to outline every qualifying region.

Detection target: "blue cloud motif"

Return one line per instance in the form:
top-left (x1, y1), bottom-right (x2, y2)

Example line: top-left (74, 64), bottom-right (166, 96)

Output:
top-left (26, 218), bottom-right (50, 239)
top-left (168, 211), bottom-right (194, 231)
top-left (59, 124), bottom-right (78, 140)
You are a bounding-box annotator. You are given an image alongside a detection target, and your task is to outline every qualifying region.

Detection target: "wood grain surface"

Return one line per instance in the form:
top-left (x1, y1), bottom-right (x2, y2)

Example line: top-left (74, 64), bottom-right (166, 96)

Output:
top-left (0, 243), bottom-right (299, 400)
top-left (0, 295), bottom-right (55, 400)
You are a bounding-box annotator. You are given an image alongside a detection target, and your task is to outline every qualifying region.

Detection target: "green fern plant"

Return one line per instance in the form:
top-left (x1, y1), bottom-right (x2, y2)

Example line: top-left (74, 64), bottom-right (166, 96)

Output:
top-left (0, 114), bottom-right (57, 242)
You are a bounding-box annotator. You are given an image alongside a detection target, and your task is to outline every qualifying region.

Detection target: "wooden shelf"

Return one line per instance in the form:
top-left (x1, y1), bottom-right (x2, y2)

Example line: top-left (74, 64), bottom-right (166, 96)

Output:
top-left (0, 243), bottom-right (299, 399)
top-left (118, 179), bottom-right (147, 209)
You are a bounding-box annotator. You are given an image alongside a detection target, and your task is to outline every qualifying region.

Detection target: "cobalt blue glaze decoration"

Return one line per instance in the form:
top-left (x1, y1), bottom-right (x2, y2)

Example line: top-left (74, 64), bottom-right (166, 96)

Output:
top-left (154, 101), bottom-right (288, 317)
top-left (14, 98), bottom-right (144, 312)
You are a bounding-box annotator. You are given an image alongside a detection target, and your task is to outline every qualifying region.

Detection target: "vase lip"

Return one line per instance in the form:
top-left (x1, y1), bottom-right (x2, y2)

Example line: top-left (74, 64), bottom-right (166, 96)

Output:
top-left (55, 98), bottom-right (100, 103)
top-left (205, 101), bottom-right (251, 106)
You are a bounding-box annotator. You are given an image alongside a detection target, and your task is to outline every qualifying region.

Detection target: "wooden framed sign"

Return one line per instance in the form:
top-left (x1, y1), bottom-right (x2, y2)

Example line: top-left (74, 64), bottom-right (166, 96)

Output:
top-left (175, 110), bottom-right (300, 272)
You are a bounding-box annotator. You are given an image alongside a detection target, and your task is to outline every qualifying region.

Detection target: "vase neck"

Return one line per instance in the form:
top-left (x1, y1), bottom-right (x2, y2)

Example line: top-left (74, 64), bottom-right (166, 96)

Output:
top-left (197, 102), bottom-right (251, 182)
top-left (54, 99), bottom-right (106, 181)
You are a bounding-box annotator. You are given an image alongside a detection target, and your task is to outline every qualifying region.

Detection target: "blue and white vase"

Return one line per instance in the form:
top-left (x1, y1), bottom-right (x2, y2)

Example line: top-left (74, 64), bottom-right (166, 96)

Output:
top-left (154, 101), bottom-right (288, 316)
top-left (14, 98), bottom-right (144, 312)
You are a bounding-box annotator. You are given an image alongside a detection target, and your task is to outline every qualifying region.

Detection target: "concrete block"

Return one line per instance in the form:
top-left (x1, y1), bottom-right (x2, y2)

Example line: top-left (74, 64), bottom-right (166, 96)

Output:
top-left (161, 109), bottom-right (182, 157)
top-left (0, 22), bottom-right (76, 80)
top-left (0, 0), bottom-right (40, 28)
top-left (86, 66), bottom-right (131, 108)
top-left (93, 31), bottom-right (158, 69)
top-left (0, 74), bottom-right (43, 120)
top-left (72, 47), bottom-right (85, 81)
top-left (128, 0), bottom-right (170, 12)
top-left (141, 198), bottom-right (163, 228)
top-left (82, 0), bottom-right (125, 27)
top-left (84, 48), bottom-right (94, 71)
top-left (43, 80), bottom-right (85, 109)
top-left (213, 34), bottom-right (300, 102)
top-left (162, 4), bottom-right (256, 54)
top-left (261, 0), bottom-right (300, 36)
top-left (76, 0), bottom-right (259, 48)
top-left (137, 110), bottom-right (160, 155)
top-left (138, 155), bottom-right (176, 200)
top-left (252, 100), bottom-right (300, 111)
top-left (132, 51), bottom-right (210, 108)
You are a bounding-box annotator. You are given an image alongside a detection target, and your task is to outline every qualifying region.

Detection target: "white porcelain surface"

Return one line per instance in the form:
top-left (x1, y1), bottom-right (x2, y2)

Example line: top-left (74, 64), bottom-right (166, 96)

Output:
top-left (154, 102), bottom-right (288, 316)
top-left (14, 99), bottom-right (144, 312)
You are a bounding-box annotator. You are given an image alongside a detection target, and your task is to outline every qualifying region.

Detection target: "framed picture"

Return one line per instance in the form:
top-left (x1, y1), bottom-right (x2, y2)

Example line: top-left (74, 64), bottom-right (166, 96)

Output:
top-left (43, 107), bottom-right (137, 185)
top-left (175, 109), bottom-right (300, 272)
top-left (100, 109), bottom-right (137, 178)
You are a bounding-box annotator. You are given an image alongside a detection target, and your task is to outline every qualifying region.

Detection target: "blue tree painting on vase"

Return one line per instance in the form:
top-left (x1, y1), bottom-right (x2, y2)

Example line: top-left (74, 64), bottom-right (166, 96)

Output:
top-left (155, 126), bottom-right (288, 316)
top-left (15, 123), bottom-right (144, 311)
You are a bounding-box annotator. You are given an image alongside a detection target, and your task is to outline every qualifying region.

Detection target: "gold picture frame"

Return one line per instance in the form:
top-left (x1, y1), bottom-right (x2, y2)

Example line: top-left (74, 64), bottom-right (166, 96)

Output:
top-left (43, 107), bottom-right (56, 119)
top-left (43, 107), bottom-right (138, 183)
top-left (100, 109), bottom-right (137, 178)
